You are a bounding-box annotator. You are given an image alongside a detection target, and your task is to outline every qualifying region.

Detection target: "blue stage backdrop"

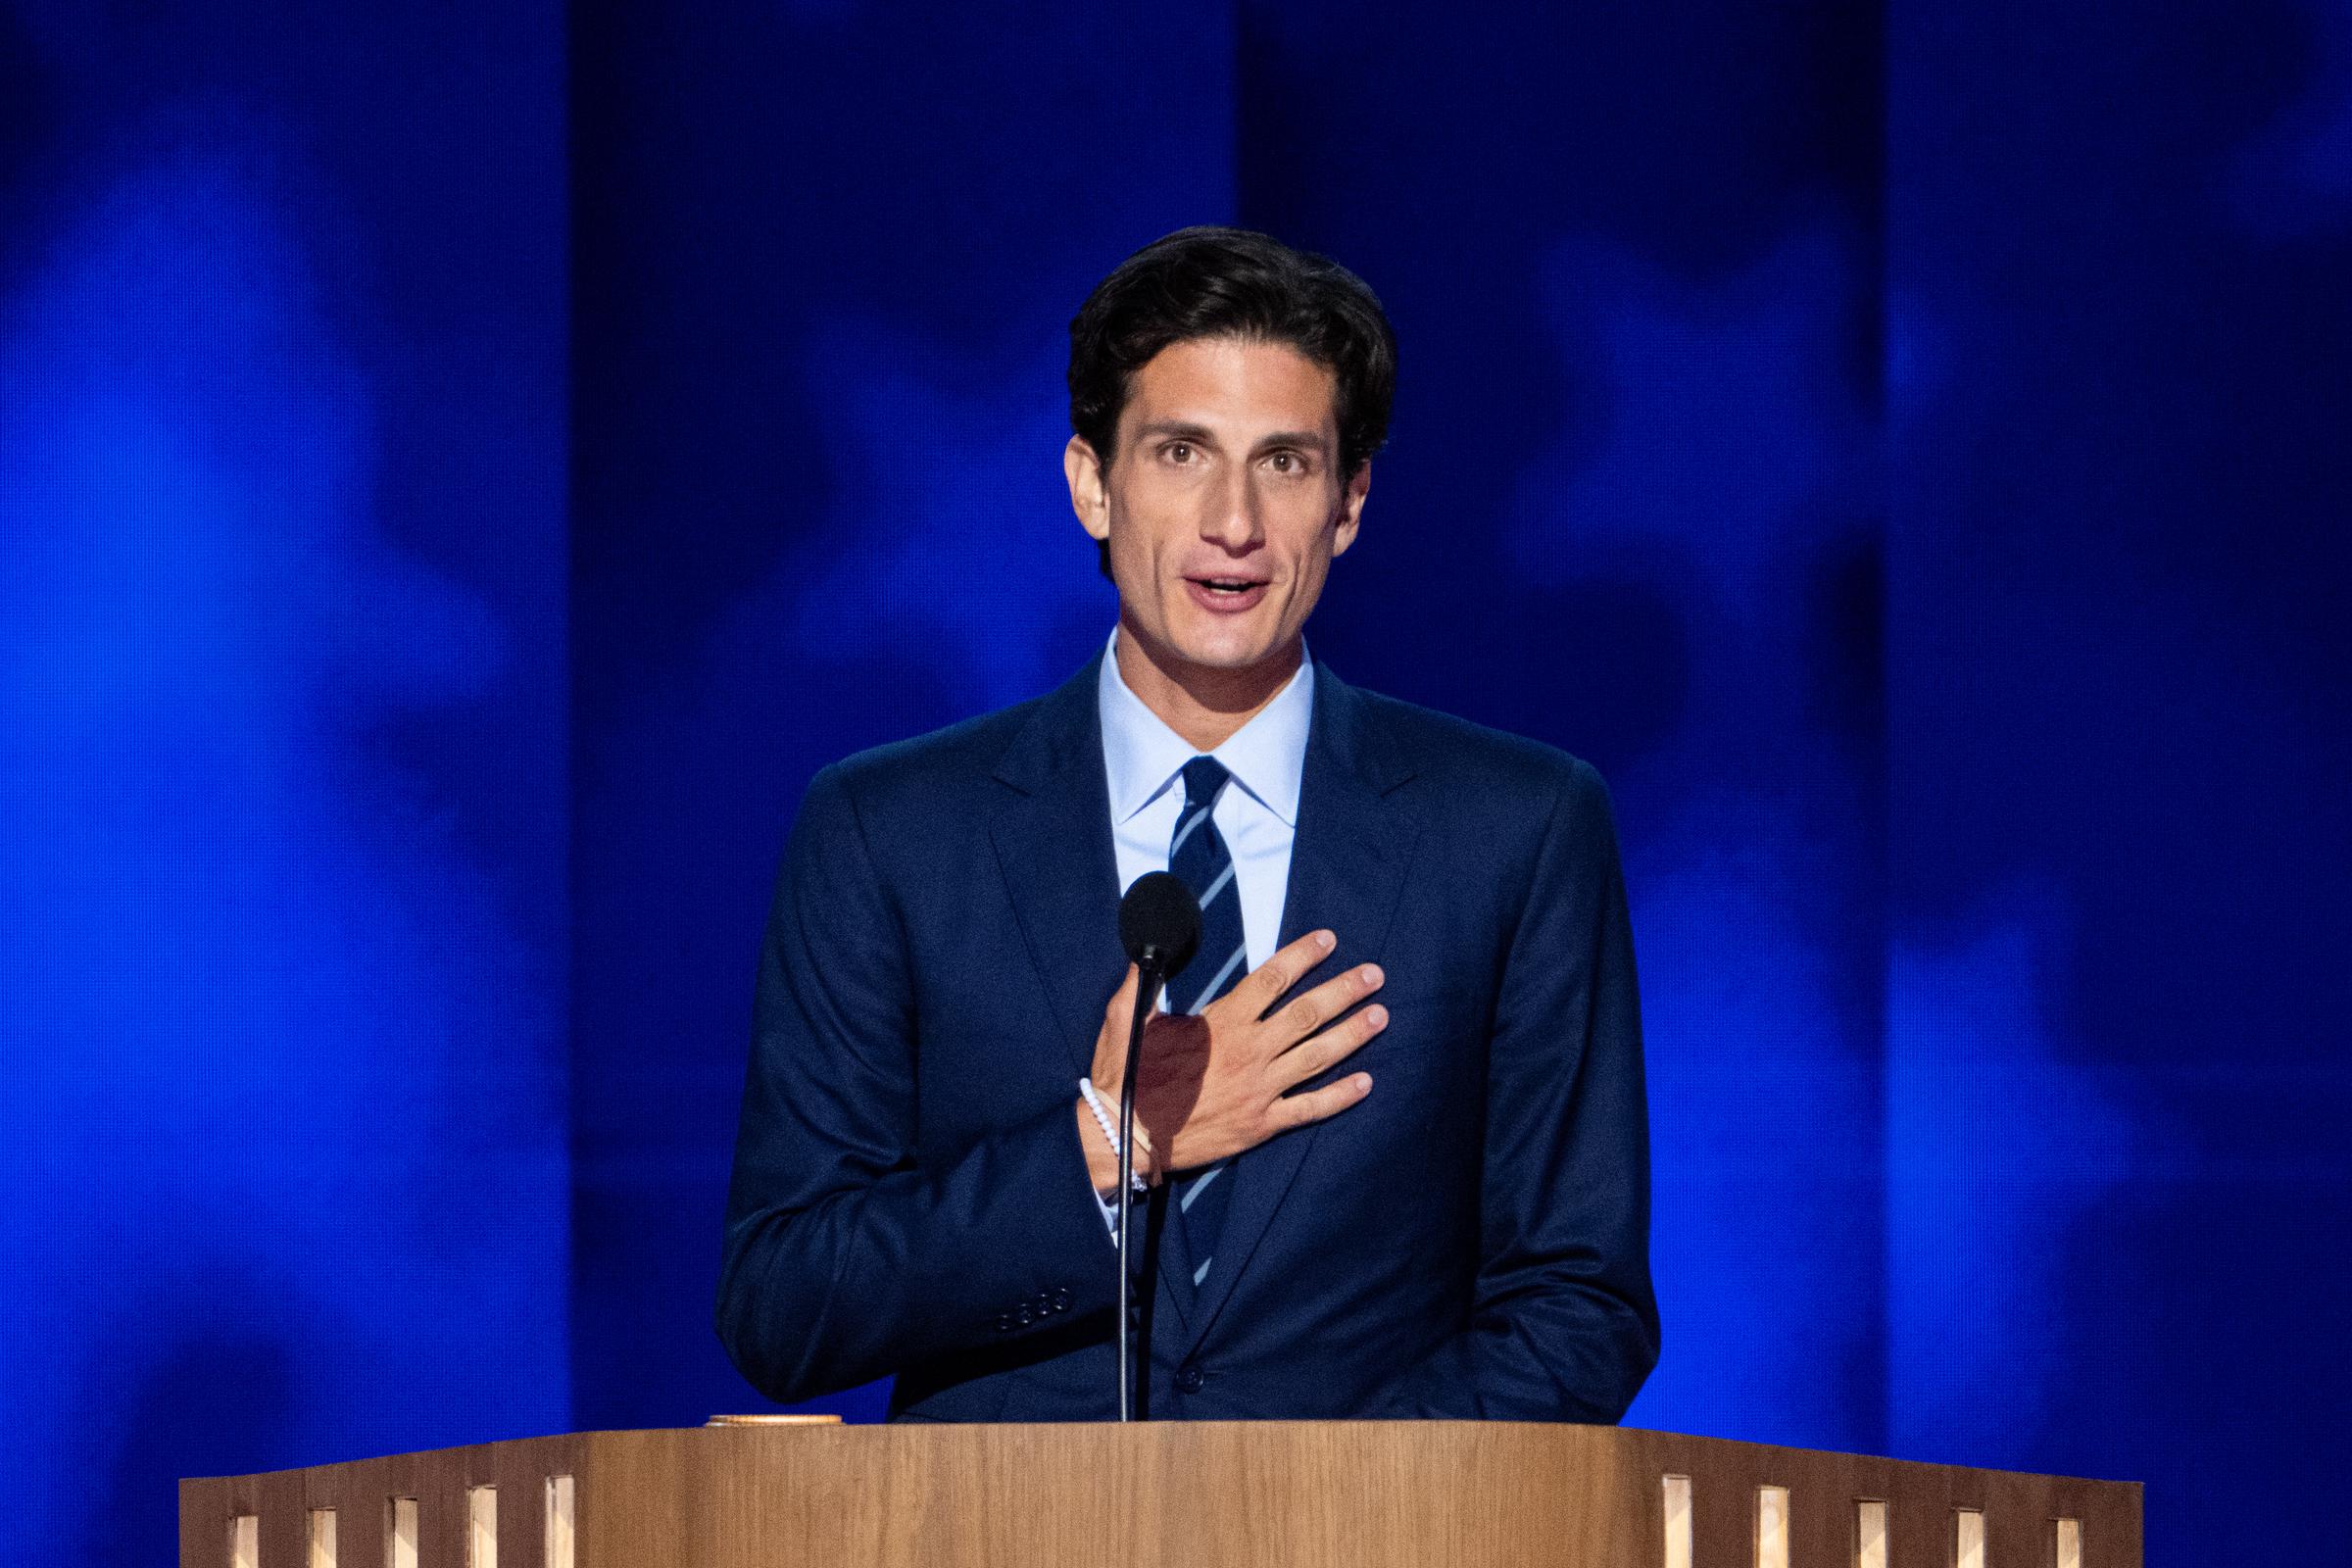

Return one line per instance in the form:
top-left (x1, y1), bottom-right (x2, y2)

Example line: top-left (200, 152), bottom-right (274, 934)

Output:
top-left (3, 1), bottom-right (2347, 1564)
top-left (0, 3), bottom-right (571, 1563)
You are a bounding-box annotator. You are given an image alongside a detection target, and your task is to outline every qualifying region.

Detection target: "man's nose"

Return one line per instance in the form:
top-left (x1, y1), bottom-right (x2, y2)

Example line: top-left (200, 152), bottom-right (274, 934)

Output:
top-left (1201, 466), bottom-right (1264, 552)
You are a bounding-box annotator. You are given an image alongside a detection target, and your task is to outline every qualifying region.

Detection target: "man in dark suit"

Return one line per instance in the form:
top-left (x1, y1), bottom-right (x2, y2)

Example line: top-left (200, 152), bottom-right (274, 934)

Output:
top-left (716, 227), bottom-right (1658, 1421)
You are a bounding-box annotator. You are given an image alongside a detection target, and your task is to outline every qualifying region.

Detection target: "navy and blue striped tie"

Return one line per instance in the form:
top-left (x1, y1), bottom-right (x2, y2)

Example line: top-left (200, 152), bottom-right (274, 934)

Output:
top-left (1163, 757), bottom-right (1248, 1297)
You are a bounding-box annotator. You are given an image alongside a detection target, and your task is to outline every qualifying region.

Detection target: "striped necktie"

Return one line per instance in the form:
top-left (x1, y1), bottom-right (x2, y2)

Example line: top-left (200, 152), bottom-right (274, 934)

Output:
top-left (1163, 757), bottom-right (1247, 1297)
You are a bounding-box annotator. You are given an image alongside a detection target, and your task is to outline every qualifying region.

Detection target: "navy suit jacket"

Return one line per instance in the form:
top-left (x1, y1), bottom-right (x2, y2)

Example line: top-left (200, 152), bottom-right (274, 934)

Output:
top-left (716, 651), bottom-right (1658, 1421)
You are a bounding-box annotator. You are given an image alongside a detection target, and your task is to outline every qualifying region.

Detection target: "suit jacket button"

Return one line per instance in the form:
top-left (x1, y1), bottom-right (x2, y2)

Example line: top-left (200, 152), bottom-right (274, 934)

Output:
top-left (1175, 1365), bottom-right (1205, 1394)
top-left (995, 1313), bottom-right (1013, 1333)
top-left (1051, 1289), bottom-right (1071, 1312)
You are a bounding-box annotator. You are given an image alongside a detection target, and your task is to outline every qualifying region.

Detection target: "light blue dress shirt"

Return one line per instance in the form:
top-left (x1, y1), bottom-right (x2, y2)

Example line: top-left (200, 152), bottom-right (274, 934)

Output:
top-left (1099, 629), bottom-right (1313, 982)
top-left (1085, 629), bottom-right (1314, 1226)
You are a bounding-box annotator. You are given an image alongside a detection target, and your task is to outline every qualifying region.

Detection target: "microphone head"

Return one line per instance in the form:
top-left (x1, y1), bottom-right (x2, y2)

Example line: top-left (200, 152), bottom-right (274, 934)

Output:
top-left (1118, 870), bottom-right (1200, 976)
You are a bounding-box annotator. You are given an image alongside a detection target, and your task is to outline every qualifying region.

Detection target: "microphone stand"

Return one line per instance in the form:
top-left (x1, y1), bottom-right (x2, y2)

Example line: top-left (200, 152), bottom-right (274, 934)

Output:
top-left (1117, 952), bottom-right (1169, 1423)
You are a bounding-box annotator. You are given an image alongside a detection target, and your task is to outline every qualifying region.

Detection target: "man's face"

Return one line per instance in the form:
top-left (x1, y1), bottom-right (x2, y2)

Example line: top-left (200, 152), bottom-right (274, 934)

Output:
top-left (1066, 335), bottom-right (1370, 681)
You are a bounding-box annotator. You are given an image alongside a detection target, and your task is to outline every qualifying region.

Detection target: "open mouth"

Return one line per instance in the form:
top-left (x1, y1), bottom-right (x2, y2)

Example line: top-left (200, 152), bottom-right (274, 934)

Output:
top-left (1184, 575), bottom-right (1270, 613)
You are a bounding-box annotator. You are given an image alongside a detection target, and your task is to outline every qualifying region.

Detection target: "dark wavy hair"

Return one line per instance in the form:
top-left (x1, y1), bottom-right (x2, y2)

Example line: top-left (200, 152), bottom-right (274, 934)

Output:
top-left (1068, 225), bottom-right (1398, 487)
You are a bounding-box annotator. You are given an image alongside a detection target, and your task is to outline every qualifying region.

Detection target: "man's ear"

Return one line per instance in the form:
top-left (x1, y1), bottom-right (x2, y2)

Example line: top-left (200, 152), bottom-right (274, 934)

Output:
top-left (1331, 459), bottom-right (1372, 558)
top-left (1064, 434), bottom-right (1110, 543)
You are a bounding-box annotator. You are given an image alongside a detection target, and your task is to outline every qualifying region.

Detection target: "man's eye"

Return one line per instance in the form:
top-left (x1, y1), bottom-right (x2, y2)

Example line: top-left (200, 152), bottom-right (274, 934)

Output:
top-left (1165, 442), bottom-right (1193, 463)
top-left (1269, 451), bottom-right (1302, 473)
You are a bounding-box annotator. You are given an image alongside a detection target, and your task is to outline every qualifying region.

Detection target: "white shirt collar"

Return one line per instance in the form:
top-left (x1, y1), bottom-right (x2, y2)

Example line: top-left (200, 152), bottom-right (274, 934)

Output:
top-left (1097, 628), bottom-right (1314, 828)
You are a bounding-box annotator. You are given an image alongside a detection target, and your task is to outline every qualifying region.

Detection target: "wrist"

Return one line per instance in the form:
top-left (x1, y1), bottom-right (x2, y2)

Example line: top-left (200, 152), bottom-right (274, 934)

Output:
top-left (1076, 1100), bottom-right (1122, 1195)
top-left (1076, 1080), bottom-right (1154, 1192)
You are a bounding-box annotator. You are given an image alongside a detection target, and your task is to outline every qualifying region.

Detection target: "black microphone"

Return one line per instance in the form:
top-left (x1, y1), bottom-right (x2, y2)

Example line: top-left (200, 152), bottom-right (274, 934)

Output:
top-left (1119, 869), bottom-right (1201, 975)
top-left (1111, 871), bottom-right (1199, 1421)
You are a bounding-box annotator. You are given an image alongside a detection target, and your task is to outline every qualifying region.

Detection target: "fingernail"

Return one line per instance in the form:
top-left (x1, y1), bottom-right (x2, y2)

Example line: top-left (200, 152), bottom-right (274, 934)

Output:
top-left (1366, 1004), bottom-right (1388, 1027)
top-left (1361, 964), bottom-right (1383, 987)
top-left (1317, 930), bottom-right (1337, 952)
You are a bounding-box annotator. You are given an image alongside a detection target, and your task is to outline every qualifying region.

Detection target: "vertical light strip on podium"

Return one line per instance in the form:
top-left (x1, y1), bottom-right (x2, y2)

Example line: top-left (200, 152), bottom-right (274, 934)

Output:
top-left (545, 1475), bottom-right (575, 1568)
top-left (229, 1514), bottom-right (258, 1568)
top-left (2056, 1516), bottom-right (2083, 1568)
top-left (1855, 1498), bottom-right (1888, 1568)
top-left (467, 1487), bottom-right (497, 1568)
top-left (1756, 1485), bottom-right (1789, 1568)
top-left (1661, 1474), bottom-right (1692, 1568)
top-left (307, 1506), bottom-right (335, 1567)
top-left (387, 1497), bottom-right (418, 1568)
top-left (1955, 1506), bottom-right (1985, 1568)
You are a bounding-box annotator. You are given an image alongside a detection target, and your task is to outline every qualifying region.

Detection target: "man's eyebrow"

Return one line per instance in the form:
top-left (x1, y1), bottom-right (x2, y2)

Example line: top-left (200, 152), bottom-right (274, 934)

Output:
top-left (1130, 420), bottom-right (1216, 444)
top-left (1251, 429), bottom-right (1333, 455)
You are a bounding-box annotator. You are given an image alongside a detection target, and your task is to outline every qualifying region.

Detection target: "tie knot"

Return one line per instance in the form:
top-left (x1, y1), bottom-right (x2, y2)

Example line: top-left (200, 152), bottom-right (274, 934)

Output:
top-left (1180, 756), bottom-right (1231, 809)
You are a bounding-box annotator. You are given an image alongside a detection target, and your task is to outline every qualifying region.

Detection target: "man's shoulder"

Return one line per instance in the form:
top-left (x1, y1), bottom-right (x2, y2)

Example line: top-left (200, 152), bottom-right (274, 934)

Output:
top-left (1342, 678), bottom-right (1612, 817)
top-left (810, 684), bottom-right (1066, 819)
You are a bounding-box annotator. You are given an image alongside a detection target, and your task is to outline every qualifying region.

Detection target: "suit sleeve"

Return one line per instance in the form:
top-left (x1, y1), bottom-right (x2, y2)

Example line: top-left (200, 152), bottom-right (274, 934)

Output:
top-left (714, 763), bottom-right (1119, 1404)
top-left (1373, 760), bottom-right (1661, 1421)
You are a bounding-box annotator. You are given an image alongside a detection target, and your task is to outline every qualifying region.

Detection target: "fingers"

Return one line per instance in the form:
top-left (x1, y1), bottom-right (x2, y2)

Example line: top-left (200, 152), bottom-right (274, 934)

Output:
top-left (1272, 1071), bottom-right (1374, 1132)
top-left (1273, 1002), bottom-right (1388, 1091)
top-left (1235, 928), bottom-right (1339, 1012)
top-left (1273, 961), bottom-right (1385, 1042)
top-left (1091, 963), bottom-right (1141, 1088)
top-left (1099, 962), bottom-right (1140, 1026)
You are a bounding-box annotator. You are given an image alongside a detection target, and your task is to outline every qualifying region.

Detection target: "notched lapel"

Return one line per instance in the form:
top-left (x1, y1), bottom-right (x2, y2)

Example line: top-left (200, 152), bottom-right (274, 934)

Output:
top-left (987, 660), bottom-right (1124, 1082)
top-left (1183, 664), bottom-right (1425, 1351)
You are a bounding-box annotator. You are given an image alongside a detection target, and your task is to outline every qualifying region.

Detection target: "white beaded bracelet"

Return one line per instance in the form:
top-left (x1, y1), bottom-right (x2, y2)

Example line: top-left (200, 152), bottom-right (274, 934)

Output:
top-left (1077, 1078), bottom-right (1151, 1193)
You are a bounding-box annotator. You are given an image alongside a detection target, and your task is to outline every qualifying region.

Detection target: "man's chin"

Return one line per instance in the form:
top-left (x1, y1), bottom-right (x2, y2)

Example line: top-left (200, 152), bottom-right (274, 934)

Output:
top-left (1123, 605), bottom-right (1301, 683)
top-left (1160, 617), bottom-right (1282, 668)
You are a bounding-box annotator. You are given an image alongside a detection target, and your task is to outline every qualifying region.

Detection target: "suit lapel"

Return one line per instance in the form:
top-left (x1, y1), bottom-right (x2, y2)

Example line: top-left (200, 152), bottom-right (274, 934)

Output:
top-left (988, 656), bottom-right (1123, 1082)
top-left (1183, 660), bottom-right (1424, 1352)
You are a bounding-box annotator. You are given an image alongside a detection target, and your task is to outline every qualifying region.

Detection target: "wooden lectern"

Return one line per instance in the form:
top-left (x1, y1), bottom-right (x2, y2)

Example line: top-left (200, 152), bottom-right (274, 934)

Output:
top-left (182, 1421), bottom-right (2141, 1567)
